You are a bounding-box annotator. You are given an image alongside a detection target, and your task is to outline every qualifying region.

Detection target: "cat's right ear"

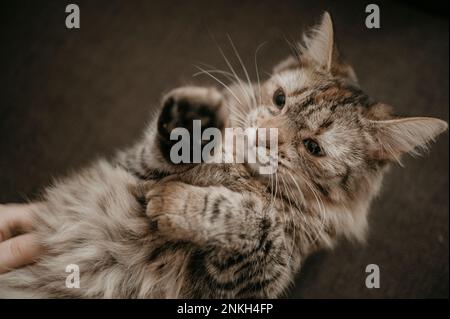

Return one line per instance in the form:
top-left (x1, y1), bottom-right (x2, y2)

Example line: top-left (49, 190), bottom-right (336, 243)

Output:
top-left (367, 116), bottom-right (448, 163)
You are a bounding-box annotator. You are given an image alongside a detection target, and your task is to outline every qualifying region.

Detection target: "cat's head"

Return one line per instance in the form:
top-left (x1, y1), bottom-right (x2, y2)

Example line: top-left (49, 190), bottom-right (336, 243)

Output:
top-left (244, 12), bottom-right (448, 242)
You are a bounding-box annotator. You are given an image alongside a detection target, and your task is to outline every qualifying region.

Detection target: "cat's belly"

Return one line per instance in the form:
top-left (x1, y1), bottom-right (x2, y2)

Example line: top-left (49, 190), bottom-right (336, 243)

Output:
top-left (0, 159), bottom-right (161, 298)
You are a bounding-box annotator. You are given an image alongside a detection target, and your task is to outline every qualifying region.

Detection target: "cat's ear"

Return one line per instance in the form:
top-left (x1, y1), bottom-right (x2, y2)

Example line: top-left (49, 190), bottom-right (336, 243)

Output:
top-left (300, 12), bottom-right (358, 84)
top-left (368, 116), bottom-right (448, 162)
top-left (301, 12), bottom-right (335, 71)
top-left (272, 13), bottom-right (334, 75)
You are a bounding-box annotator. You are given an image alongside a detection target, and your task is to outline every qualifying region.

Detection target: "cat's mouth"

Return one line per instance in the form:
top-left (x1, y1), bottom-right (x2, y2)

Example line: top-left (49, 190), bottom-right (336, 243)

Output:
top-left (242, 144), bottom-right (279, 177)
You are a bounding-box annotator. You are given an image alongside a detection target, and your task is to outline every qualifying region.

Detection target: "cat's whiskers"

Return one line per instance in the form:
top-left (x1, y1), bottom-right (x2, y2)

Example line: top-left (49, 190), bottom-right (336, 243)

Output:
top-left (213, 39), bottom-right (255, 111)
top-left (285, 170), bottom-right (325, 245)
top-left (286, 174), bottom-right (311, 244)
top-left (279, 174), bottom-right (300, 259)
top-left (254, 41), bottom-right (267, 106)
top-left (197, 62), bottom-right (235, 76)
top-left (226, 105), bottom-right (247, 127)
top-left (193, 65), bottom-right (244, 107)
top-left (268, 172), bottom-right (303, 259)
top-left (231, 117), bottom-right (247, 128)
top-left (290, 169), bottom-right (326, 240)
top-left (285, 172), bottom-right (316, 244)
top-left (299, 174), bottom-right (327, 245)
top-left (269, 171), bottom-right (275, 207)
top-left (194, 62), bottom-right (255, 115)
top-left (227, 35), bottom-right (259, 110)
top-left (226, 103), bottom-right (248, 124)
top-left (274, 172), bottom-right (294, 259)
top-left (221, 100), bottom-right (247, 125)
top-left (193, 66), bottom-right (252, 127)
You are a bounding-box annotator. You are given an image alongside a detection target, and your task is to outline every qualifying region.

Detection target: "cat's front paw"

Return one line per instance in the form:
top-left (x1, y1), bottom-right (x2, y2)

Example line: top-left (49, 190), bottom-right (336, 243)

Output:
top-left (157, 86), bottom-right (228, 163)
top-left (145, 182), bottom-right (192, 237)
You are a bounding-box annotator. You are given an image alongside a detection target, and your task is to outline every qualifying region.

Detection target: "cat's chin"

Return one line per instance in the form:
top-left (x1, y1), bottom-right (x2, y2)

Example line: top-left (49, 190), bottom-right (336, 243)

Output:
top-left (240, 143), bottom-right (280, 178)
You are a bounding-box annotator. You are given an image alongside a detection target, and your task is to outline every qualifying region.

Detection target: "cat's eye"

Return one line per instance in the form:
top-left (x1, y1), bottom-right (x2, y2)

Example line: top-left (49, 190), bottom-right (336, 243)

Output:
top-left (303, 139), bottom-right (323, 156)
top-left (273, 88), bottom-right (286, 108)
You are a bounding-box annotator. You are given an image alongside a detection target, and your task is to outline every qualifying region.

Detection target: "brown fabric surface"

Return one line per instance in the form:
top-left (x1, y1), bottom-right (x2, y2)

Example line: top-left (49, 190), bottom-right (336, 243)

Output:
top-left (0, 0), bottom-right (448, 298)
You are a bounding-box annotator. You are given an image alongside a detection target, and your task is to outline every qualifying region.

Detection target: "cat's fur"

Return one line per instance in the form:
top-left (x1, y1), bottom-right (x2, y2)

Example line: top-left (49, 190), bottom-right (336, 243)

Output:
top-left (0, 13), bottom-right (447, 298)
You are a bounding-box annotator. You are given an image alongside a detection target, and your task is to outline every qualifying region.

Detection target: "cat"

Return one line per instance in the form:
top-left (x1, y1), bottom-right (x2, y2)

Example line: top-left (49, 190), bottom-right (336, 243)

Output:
top-left (0, 12), bottom-right (447, 298)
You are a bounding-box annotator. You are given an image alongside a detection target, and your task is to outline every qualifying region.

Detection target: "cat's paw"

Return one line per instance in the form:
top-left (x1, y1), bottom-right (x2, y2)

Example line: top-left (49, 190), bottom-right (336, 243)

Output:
top-left (157, 86), bottom-right (228, 163)
top-left (145, 182), bottom-right (191, 236)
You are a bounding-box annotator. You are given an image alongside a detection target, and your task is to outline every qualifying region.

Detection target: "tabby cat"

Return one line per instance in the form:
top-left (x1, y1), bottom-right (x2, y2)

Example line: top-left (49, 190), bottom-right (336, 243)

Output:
top-left (0, 13), bottom-right (447, 298)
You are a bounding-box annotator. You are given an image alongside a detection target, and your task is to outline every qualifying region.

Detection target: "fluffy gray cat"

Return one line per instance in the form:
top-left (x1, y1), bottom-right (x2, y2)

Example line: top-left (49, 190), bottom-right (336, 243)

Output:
top-left (0, 13), bottom-right (447, 298)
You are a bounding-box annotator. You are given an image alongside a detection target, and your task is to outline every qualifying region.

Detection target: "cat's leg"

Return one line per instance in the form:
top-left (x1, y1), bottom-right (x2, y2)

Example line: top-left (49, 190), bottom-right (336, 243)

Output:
top-left (145, 181), bottom-right (277, 253)
top-left (145, 181), bottom-right (293, 298)
top-left (115, 86), bottom-right (228, 180)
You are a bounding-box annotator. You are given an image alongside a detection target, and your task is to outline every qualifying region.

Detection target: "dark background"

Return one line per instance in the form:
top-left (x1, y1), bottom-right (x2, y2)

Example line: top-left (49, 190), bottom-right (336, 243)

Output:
top-left (0, 0), bottom-right (448, 298)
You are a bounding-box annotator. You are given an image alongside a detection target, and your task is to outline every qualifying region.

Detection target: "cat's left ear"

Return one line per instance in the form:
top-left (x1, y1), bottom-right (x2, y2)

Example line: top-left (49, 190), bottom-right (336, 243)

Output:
top-left (300, 12), bottom-right (358, 84)
top-left (367, 116), bottom-right (448, 162)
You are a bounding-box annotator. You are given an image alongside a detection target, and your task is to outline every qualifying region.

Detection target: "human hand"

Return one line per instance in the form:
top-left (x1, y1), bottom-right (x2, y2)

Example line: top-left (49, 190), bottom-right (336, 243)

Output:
top-left (0, 203), bottom-right (43, 274)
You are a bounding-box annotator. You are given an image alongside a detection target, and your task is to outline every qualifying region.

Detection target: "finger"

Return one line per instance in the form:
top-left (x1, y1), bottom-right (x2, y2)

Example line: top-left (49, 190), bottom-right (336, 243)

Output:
top-left (0, 204), bottom-right (37, 242)
top-left (0, 233), bottom-right (43, 274)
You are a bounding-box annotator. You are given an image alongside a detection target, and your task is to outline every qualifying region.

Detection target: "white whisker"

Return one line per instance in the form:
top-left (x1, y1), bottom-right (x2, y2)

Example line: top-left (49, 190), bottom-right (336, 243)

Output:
top-left (254, 41), bottom-right (267, 105)
top-left (227, 35), bottom-right (258, 109)
top-left (193, 65), bottom-right (244, 106)
top-left (212, 37), bottom-right (254, 109)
